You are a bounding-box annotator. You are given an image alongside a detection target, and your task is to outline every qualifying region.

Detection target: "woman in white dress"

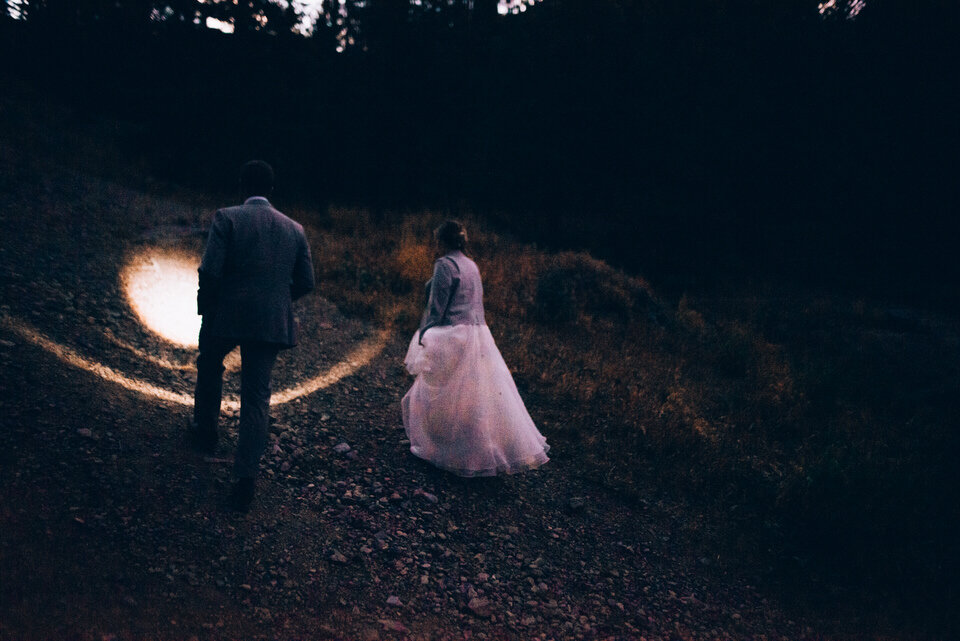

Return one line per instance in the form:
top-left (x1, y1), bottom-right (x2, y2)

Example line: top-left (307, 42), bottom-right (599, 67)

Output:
top-left (402, 221), bottom-right (550, 476)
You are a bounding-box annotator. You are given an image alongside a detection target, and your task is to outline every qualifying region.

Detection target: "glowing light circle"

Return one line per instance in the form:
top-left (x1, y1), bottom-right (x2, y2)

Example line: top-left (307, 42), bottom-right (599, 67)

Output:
top-left (122, 250), bottom-right (202, 347)
top-left (2, 246), bottom-right (391, 409)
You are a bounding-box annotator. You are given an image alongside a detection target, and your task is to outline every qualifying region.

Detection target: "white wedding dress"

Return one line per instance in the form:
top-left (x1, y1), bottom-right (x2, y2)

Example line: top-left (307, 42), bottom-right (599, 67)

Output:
top-left (401, 251), bottom-right (549, 476)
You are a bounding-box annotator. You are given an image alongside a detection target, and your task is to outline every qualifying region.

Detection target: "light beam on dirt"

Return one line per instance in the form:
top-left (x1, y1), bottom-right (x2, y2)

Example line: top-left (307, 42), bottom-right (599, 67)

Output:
top-left (1, 315), bottom-right (390, 410)
top-left (102, 331), bottom-right (242, 373)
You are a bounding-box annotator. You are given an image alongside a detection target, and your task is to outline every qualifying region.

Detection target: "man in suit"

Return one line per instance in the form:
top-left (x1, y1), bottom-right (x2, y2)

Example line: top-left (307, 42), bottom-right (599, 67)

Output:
top-left (189, 160), bottom-right (315, 512)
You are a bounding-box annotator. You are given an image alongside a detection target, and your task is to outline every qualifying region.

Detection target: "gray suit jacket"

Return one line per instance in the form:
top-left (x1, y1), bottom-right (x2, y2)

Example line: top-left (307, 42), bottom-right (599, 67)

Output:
top-left (419, 250), bottom-right (485, 343)
top-left (198, 196), bottom-right (315, 348)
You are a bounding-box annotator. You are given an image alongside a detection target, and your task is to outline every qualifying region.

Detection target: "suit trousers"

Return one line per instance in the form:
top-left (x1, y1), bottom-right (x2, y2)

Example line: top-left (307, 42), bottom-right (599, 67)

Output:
top-left (193, 321), bottom-right (280, 479)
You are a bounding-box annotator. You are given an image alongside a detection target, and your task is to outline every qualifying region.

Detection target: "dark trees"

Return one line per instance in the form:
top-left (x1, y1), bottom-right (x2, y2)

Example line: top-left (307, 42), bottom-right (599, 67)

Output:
top-left (2, 0), bottom-right (304, 34)
top-left (3, 0), bottom-right (959, 297)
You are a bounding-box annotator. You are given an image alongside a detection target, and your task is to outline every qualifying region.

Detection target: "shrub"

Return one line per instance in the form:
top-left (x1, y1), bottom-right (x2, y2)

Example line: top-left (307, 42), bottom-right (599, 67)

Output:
top-left (532, 252), bottom-right (656, 325)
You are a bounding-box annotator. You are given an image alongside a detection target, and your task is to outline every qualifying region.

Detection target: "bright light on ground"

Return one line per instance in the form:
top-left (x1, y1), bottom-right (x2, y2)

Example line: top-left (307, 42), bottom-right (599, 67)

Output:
top-left (122, 249), bottom-right (202, 347)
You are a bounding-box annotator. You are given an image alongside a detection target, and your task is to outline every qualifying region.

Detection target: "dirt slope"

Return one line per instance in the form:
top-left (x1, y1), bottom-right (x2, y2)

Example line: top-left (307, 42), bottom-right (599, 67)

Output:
top-left (0, 155), bottom-right (814, 640)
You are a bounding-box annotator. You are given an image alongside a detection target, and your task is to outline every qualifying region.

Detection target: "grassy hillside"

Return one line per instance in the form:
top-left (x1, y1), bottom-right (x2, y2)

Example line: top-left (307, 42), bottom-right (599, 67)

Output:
top-left (292, 205), bottom-right (960, 634)
top-left (3, 95), bottom-right (958, 637)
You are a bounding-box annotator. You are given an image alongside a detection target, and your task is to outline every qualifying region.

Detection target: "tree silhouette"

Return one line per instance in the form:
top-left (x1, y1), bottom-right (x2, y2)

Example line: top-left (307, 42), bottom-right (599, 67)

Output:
top-left (4, 0), bottom-right (305, 33)
top-left (227, 0), bottom-right (299, 35)
top-left (2, 0), bottom-right (21, 20)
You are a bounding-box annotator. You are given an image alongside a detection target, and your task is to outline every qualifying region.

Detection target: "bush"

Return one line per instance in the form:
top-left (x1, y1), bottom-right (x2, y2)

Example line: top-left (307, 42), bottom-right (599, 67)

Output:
top-left (532, 252), bottom-right (656, 325)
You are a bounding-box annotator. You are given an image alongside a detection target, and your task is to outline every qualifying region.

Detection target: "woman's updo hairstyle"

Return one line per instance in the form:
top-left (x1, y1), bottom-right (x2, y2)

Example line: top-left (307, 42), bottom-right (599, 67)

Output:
top-left (434, 220), bottom-right (468, 252)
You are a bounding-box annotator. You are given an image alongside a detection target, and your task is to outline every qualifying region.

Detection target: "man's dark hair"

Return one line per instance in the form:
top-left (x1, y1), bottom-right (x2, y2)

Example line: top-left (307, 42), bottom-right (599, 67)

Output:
top-left (240, 160), bottom-right (274, 198)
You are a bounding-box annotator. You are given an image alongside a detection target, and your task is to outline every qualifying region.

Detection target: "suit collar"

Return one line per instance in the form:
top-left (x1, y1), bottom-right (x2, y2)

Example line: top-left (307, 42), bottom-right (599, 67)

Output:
top-left (244, 196), bottom-right (271, 206)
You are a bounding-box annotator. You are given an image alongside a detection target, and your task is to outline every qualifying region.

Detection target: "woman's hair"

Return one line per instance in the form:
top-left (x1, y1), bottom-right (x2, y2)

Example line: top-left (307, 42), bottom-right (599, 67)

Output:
top-left (434, 220), bottom-right (468, 251)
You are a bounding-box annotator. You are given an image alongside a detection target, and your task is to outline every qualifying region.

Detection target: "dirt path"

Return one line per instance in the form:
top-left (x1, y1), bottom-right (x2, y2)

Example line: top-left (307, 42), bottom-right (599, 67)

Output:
top-left (0, 162), bottom-right (815, 640)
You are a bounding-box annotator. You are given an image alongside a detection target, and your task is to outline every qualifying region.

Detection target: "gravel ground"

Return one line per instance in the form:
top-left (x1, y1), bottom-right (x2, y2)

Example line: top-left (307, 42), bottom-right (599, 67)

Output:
top-left (0, 154), bottom-right (819, 640)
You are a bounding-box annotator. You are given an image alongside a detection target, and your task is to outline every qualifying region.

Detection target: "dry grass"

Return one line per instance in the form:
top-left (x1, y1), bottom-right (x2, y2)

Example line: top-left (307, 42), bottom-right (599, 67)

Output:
top-left (296, 205), bottom-right (797, 491)
top-left (293, 202), bottom-right (960, 634)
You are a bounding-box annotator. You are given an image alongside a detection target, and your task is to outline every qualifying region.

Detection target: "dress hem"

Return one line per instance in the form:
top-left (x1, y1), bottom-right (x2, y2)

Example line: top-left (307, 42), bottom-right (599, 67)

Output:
top-left (410, 444), bottom-right (550, 478)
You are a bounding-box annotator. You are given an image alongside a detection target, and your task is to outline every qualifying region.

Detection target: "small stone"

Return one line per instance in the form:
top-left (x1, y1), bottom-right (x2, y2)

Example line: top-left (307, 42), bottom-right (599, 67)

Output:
top-left (77, 428), bottom-right (95, 439)
top-left (379, 619), bottom-right (408, 633)
top-left (333, 443), bottom-right (351, 454)
top-left (468, 597), bottom-right (492, 618)
top-left (568, 497), bottom-right (586, 511)
top-left (419, 491), bottom-right (438, 504)
top-left (329, 550), bottom-right (348, 563)
top-left (0, 339), bottom-right (15, 348)
top-left (386, 595), bottom-right (402, 607)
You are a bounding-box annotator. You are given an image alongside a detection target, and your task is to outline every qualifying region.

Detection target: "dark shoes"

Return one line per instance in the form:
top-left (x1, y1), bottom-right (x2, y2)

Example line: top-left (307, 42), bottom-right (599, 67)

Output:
top-left (186, 418), bottom-right (218, 456)
top-left (229, 477), bottom-right (256, 513)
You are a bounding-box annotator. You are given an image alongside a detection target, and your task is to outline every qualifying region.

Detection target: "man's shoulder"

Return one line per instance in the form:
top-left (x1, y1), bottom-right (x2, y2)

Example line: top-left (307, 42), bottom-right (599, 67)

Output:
top-left (214, 204), bottom-right (246, 220)
top-left (271, 206), bottom-right (301, 225)
top-left (218, 204), bottom-right (304, 231)
top-left (271, 208), bottom-right (306, 236)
